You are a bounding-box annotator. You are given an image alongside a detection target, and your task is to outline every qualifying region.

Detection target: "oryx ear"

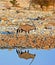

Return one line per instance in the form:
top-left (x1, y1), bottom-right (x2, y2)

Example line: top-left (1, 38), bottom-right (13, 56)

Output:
top-left (34, 54), bottom-right (36, 57)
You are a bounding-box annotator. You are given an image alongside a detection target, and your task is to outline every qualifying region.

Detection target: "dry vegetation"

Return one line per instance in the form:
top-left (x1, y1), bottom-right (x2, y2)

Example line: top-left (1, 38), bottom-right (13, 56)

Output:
top-left (29, 0), bottom-right (55, 10)
top-left (48, 22), bottom-right (55, 26)
top-left (0, 34), bottom-right (55, 50)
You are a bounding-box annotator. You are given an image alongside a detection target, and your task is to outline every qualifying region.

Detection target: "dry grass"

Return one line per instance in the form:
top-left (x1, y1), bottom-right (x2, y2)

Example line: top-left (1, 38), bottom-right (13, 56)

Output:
top-left (0, 34), bottom-right (55, 49)
top-left (48, 22), bottom-right (55, 26)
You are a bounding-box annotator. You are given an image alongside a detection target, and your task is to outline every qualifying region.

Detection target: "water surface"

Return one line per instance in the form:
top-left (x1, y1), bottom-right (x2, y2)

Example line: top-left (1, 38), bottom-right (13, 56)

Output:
top-left (0, 49), bottom-right (55, 65)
